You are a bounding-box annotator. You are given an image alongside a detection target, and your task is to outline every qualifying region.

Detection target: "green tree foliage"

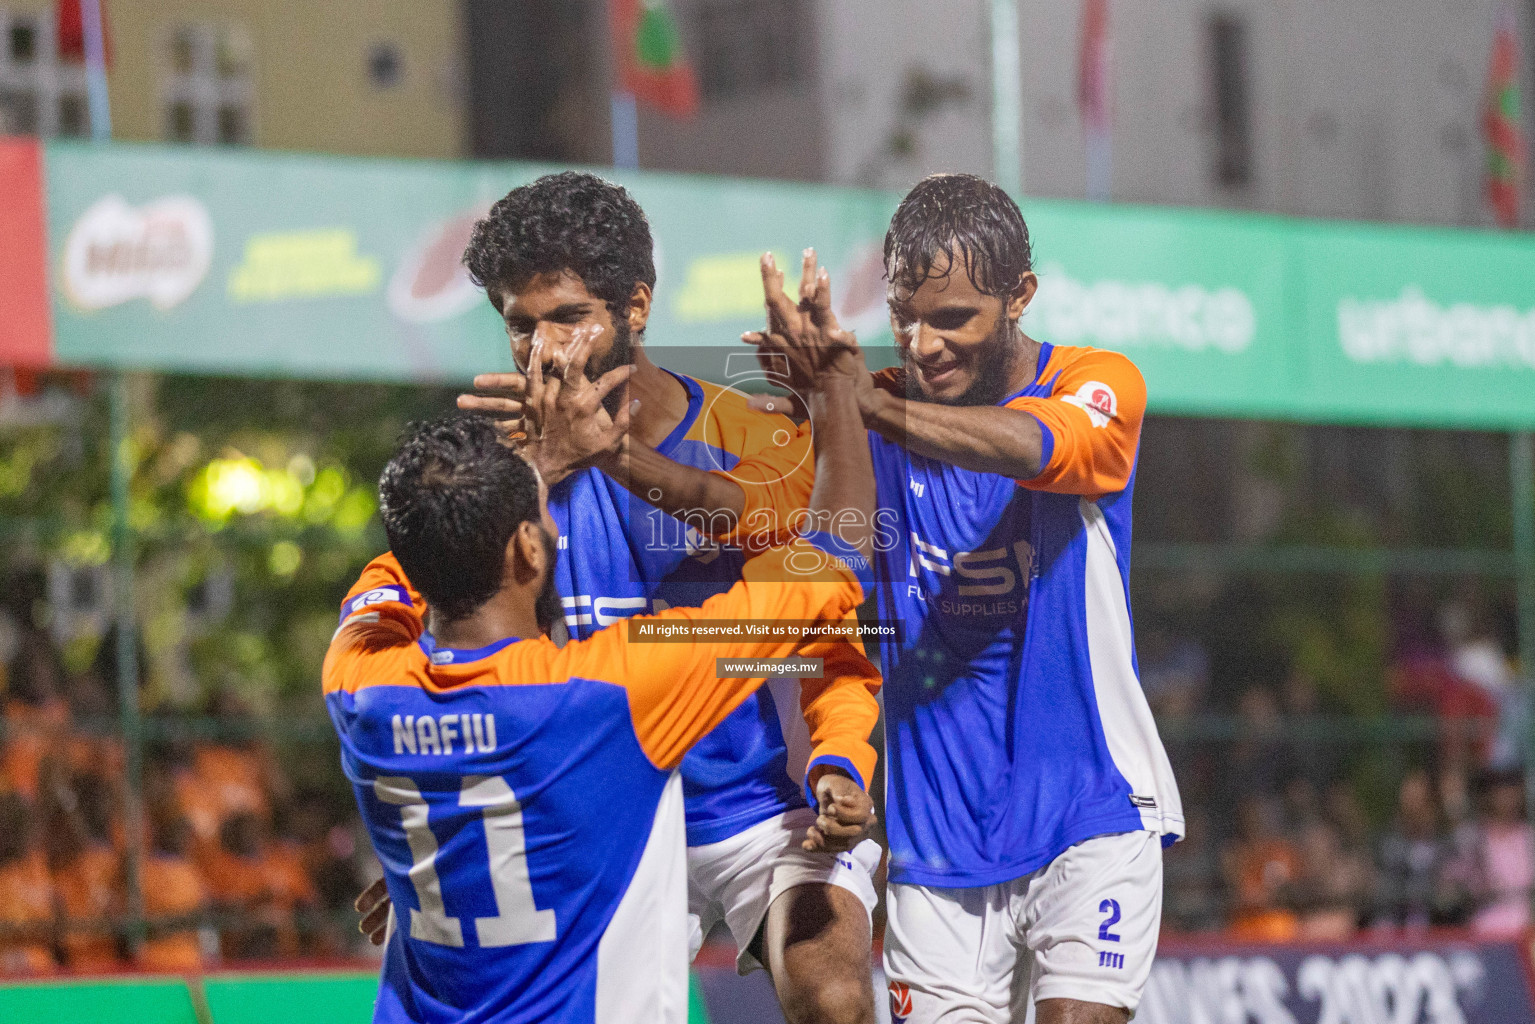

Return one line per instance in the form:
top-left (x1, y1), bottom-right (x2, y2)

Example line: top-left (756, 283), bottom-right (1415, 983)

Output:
top-left (2, 372), bottom-right (458, 715)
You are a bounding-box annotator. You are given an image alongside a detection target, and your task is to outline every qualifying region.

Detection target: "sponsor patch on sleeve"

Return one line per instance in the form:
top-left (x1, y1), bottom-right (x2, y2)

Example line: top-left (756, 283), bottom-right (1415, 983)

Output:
top-left (340, 586), bottom-right (411, 623)
top-left (1060, 381), bottom-right (1118, 428)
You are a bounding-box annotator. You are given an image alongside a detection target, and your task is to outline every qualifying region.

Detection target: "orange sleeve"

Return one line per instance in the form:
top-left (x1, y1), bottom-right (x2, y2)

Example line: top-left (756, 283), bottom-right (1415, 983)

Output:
top-left (793, 625), bottom-right (881, 798)
top-left (706, 419), bottom-right (816, 552)
top-left (551, 537), bottom-right (869, 771)
top-left (323, 553), bottom-right (424, 695)
top-left (340, 552), bottom-right (426, 622)
top-left (1005, 348), bottom-right (1146, 499)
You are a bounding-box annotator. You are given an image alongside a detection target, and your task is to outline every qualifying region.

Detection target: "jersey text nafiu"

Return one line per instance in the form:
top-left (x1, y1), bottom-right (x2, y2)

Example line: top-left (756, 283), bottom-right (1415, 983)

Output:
top-left (324, 535), bottom-right (871, 1024)
top-left (728, 345), bottom-right (1183, 888)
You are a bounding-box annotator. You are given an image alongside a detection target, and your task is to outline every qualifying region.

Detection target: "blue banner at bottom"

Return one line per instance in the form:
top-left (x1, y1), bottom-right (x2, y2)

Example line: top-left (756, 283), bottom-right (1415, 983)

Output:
top-left (692, 935), bottom-right (1535, 1024)
top-left (1143, 936), bottom-right (1535, 1024)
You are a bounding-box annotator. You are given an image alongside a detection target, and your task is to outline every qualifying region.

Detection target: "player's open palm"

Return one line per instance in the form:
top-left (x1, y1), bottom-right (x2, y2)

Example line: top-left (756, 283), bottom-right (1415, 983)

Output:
top-left (747, 250), bottom-right (870, 400)
top-left (516, 325), bottom-right (634, 487)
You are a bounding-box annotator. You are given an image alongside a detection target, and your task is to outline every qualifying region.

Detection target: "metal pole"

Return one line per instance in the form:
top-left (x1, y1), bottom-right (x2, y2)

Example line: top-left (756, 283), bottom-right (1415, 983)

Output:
top-left (1512, 431), bottom-right (1535, 862)
top-left (611, 91), bottom-right (639, 169)
top-left (83, 0), bottom-right (139, 951)
top-left (109, 373), bottom-right (145, 952)
top-left (80, 0), bottom-right (111, 141)
top-left (990, 0), bottom-right (1023, 196)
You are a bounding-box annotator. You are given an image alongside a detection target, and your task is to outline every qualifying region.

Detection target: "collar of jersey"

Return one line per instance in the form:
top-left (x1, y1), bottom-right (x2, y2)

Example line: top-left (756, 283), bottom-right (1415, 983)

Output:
top-left (1000, 341), bottom-right (1057, 405)
top-left (654, 370), bottom-right (704, 457)
top-left (416, 633), bottom-right (523, 666)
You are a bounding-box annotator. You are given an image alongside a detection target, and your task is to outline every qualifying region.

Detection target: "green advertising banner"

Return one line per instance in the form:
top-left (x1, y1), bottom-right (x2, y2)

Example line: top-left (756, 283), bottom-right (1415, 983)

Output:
top-left (35, 141), bottom-right (1535, 428)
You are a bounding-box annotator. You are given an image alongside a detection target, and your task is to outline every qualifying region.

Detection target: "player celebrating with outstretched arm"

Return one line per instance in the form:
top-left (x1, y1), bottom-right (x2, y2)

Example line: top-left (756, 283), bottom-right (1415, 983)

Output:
top-left (325, 297), bottom-right (880, 1023)
top-left (613, 174), bottom-right (1183, 1024)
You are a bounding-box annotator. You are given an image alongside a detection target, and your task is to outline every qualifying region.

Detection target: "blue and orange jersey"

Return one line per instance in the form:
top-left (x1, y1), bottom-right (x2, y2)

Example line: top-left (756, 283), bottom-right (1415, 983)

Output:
top-left (324, 536), bottom-right (869, 1024)
top-left (715, 345), bottom-right (1183, 888)
top-left (548, 370), bottom-right (879, 845)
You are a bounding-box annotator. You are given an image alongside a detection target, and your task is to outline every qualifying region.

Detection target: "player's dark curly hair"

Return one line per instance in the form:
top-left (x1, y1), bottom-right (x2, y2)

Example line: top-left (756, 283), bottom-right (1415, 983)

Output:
top-left (463, 171), bottom-right (657, 321)
top-left (884, 173), bottom-right (1033, 301)
top-left (379, 416), bottom-right (541, 622)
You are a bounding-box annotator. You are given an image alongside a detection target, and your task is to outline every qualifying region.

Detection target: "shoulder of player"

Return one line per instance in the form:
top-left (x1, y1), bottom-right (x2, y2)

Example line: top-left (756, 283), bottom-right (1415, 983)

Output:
top-left (328, 632), bottom-right (579, 696)
top-left (870, 366), bottom-right (905, 395)
top-left (1038, 345), bottom-right (1146, 402)
top-left (683, 373), bottom-right (798, 452)
top-left (324, 621), bottom-right (424, 694)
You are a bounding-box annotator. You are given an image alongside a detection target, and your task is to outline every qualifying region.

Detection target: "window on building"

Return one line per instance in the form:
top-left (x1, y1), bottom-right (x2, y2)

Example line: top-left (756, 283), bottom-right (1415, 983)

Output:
top-left (0, 9), bottom-right (89, 137)
top-left (367, 42), bottom-right (403, 89)
top-left (1208, 13), bottom-right (1252, 189)
top-left (162, 23), bottom-right (254, 145)
top-left (692, 0), bottom-right (811, 99)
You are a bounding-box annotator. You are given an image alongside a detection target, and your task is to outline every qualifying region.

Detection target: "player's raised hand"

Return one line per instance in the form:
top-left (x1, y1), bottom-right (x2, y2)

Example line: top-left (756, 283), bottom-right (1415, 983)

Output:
top-left (747, 250), bottom-right (869, 399)
top-left (355, 876), bottom-right (392, 946)
top-left (803, 768), bottom-right (876, 854)
top-left (518, 325), bottom-right (635, 488)
top-left (457, 372), bottom-right (528, 439)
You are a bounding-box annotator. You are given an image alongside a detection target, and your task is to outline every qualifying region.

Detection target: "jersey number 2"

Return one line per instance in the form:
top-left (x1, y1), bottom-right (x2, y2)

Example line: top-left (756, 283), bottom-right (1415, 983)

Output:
top-left (1098, 898), bottom-right (1122, 942)
top-left (375, 775), bottom-right (556, 948)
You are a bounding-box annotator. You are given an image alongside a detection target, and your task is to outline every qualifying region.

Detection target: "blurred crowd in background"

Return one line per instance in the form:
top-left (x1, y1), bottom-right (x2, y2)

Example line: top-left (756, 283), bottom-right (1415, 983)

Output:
top-left (1154, 593), bottom-right (1534, 940)
top-left (0, 621), bottom-right (377, 976)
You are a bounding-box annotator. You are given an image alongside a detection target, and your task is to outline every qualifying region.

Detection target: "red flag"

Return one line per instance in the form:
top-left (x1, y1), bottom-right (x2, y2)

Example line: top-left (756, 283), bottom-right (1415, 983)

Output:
top-left (610, 0), bottom-right (699, 118)
top-left (56, 0), bottom-right (113, 66)
top-left (1482, 11), bottom-right (1525, 228)
top-left (1077, 0), bottom-right (1111, 132)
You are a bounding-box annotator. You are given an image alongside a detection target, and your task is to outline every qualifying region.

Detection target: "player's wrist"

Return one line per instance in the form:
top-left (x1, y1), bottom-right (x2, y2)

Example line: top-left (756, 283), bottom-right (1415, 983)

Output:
top-left (857, 384), bottom-right (894, 428)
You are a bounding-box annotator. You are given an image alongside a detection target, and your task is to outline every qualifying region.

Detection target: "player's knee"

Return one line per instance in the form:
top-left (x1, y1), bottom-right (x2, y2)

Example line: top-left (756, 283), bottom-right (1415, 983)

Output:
top-left (1034, 997), bottom-right (1131, 1024)
top-left (781, 975), bottom-right (874, 1024)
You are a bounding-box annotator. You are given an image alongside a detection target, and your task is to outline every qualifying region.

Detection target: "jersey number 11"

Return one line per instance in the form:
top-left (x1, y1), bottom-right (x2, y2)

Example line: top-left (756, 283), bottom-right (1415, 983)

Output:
top-left (375, 775), bottom-right (557, 948)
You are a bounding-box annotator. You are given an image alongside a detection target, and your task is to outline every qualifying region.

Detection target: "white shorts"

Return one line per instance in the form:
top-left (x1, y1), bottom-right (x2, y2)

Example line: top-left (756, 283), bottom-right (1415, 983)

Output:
top-left (884, 830), bottom-right (1163, 1022)
top-left (688, 807), bottom-right (882, 974)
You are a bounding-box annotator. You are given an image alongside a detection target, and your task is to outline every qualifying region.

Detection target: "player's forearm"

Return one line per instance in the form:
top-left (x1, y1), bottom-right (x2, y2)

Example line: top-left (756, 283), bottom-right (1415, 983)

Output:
top-left (609, 441), bottom-right (746, 527)
top-left (805, 379), bottom-right (877, 557)
top-left (862, 389), bottom-right (1046, 479)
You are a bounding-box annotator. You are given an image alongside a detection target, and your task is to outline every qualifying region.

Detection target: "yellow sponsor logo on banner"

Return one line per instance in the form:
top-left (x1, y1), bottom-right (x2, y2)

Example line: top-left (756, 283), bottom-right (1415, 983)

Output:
top-left (674, 251), bottom-right (799, 322)
top-left (227, 228), bottom-right (381, 303)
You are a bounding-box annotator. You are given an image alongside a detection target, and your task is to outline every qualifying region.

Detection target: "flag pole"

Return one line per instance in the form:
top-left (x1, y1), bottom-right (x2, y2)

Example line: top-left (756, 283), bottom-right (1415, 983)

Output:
top-left (80, 0), bottom-right (111, 141)
top-left (611, 91), bottom-right (639, 169)
top-left (990, 0), bottom-right (1023, 196)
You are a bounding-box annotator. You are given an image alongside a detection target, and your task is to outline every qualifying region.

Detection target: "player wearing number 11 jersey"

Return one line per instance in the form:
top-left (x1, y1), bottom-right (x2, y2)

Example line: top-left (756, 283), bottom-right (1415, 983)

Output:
top-left (324, 407), bottom-right (877, 1023)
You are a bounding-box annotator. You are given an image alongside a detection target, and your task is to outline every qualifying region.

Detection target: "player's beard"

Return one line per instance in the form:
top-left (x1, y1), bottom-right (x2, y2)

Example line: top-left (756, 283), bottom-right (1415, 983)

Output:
top-left (589, 317), bottom-right (634, 418)
top-left (533, 527), bottom-right (562, 637)
top-left (902, 313), bottom-right (1020, 407)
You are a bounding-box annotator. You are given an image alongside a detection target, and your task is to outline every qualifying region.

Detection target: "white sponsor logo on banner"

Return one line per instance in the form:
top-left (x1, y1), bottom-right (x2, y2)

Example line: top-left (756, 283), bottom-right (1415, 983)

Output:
top-left (1338, 287), bottom-right (1535, 370)
top-left (1029, 263), bottom-right (1257, 354)
top-left (62, 195), bottom-right (213, 311)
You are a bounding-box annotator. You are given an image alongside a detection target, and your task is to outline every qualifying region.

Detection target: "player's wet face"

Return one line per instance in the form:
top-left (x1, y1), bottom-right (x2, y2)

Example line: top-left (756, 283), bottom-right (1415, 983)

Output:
top-left (889, 251), bottom-right (1022, 407)
top-left (495, 270), bottom-right (634, 392)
